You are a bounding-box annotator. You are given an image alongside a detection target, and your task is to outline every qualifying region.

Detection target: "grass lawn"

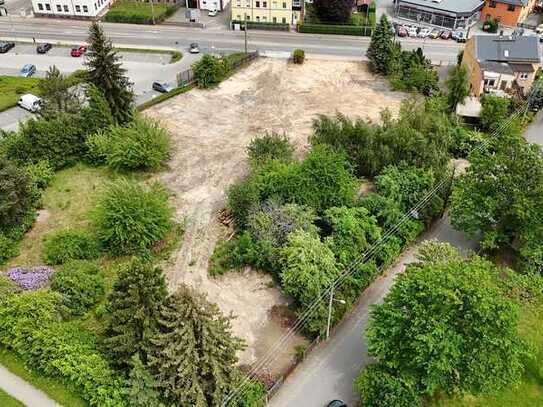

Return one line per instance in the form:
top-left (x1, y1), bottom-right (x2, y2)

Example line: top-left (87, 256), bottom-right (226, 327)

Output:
top-left (0, 76), bottom-right (41, 112)
top-left (0, 389), bottom-right (25, 407)
top-left (105, 1), bottom-right (177, 24)
top-left (428, 299), bottom-right (543, 407)
top-left (0, 347), bottom-right (88, 407)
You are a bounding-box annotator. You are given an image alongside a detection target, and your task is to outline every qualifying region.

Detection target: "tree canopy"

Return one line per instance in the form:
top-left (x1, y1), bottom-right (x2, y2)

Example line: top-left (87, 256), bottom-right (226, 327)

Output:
top-left (313, 0), bottom-right (354, 23)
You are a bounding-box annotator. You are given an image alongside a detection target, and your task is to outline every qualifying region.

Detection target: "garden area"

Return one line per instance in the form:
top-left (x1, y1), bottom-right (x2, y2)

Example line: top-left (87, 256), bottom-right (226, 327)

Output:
top-left (104, 1), bottom-right (179, 24)
top-left (299, 0), bottom-right (376, 35)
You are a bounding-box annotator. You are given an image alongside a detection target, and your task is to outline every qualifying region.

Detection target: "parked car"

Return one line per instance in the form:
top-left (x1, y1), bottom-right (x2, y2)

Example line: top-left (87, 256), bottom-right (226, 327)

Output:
top-left (152, 81), bottom-right (174, 93)
top-left (327, 401), bottom-right (347, 407)
top-left (452, 30), bottom-right (467, 43)
top-left (539, 33), bottom-right (543, 43)
top-left (36, 43), bottom-right (52, 54)
top-left (70, 46), bottom-right (87, 57)
top-left (440, 30), bottom-right (452, 39)
top-left (0, 41), bottom-right (15, 53)
top-left (418, 27), bottom-right (432, 38)
top-left (429, 28), bottom-right (441, 39)
top-left (535, 24), bottom-right (543, 34)
top-left (20, 64), bottom-right (36, 77)
top-left (189, 42), bottom-right (200, 54)
top-left (17, 94), bottom-right (41, 112)
top-left (407, 26), bottom-right (418, 37)
top-left (397, 26), bottom-right (408, 37)
top-left (208, 9), bottom-right (218, 16)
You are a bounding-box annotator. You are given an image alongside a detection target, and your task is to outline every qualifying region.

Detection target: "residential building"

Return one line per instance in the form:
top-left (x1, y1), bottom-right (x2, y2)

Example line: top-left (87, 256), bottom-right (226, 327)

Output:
top-left (231, 0), bottom-right (302, 24)
top-left (462, 34), bottom-right (541, 97)
top-left (188, 0), bottom-right (230, 11)
top-left (481, 0), bottom-right (538, 27)
top-left (32, 0), bottom-right (111, 17)
top-left (393, 0), bottom-right (484, 30)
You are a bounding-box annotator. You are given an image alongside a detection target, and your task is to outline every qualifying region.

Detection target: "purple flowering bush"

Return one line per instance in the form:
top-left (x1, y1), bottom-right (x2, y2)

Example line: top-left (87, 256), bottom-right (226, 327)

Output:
top-left (7, 266), bottom-right (54, 290)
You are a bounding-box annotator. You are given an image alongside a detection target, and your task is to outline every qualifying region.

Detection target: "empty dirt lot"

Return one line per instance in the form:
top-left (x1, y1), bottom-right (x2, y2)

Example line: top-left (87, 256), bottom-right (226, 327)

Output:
top-left (145, 58), bottom-right (405, 377)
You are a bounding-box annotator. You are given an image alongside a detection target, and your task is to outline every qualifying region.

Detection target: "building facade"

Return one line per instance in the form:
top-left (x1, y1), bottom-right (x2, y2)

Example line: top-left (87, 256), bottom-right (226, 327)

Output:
top-left (462, 34), bottom-right (541, 97)
top-left (394, 0), bottom-right (484, 29)
top-left (481, 0), bottom-right (538, 27)
top-left (231, 0), bottom-right (301, 24)
top-left (32, 0), bottom-right (110, 17)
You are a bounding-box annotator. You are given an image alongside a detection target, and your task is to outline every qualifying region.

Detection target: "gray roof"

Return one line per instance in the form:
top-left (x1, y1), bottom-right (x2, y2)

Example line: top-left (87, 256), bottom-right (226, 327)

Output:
top-left (474, 35), bottom-right (540, 63)
top-left (493, 0), bottom-right (528, 6)
top-left (480, 61), bottom-right (514, 74)
top-left (397, 0), bottom-right (484, 14)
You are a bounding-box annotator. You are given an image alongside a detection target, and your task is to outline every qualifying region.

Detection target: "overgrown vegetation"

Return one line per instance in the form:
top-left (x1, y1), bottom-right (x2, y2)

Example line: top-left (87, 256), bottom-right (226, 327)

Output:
top-left (104, 1), bottom-right (178, 25)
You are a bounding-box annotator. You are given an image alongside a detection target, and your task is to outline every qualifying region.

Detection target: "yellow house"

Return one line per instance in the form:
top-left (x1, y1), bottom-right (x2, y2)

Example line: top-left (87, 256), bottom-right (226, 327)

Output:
top-left (231, 0), bottom-right (302, 25)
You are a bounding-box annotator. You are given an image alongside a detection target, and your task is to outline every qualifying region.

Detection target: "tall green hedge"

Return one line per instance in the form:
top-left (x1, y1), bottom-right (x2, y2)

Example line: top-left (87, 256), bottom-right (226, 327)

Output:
top-left (297, 23), bottom-right (373, 36)
top-left (231, 20), bottom-right (290, 31)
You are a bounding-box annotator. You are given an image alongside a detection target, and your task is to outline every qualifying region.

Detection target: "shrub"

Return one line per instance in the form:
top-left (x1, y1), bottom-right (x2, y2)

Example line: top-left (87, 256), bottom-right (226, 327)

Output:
top-left (227, 176), bottom-right (262, 229)
top-left (480, 95), bottom-right (511, 132)
top-left (0, 233), bottom-right (19, 264)
top-left (298, 23), bottom-right (372, 36)
top-left (51, 260), bottom-right (105, 315)
top-left (230, 376), bottom-right (266, 407)
top-left (0, 157), bottom-right (32, 229)
top-left (292, 49), bottom-right (305, 64)
top-left (247, 132), bottom-right (294, 168)
top-left (0, 275), bottom-right (19, 299)
top-left (7, 266), bottom-right (55, 290)
top-left (193, 54), bottom-right (230, 88)
top-left (354, 364), bottom-right (420, 407)
top-left (86, 117), bottom-right (172, 171)
top-left (208, 232), bottom-right (258, 276)
top-left (92, 179), bottom-right (174, 255)
top-left (43, 229), bottom-right (101, 265)
top-left (25, 160), bottom-right (55, 205)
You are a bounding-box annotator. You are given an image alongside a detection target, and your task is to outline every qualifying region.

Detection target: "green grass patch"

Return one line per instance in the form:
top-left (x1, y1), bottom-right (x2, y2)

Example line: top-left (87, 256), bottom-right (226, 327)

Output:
top-left (0, 389), bottom-right (25, 407)
top-left (104, 1), bottom-right (178, 24)
top-left (427, 299), bottom-right (543, 407)
top-left (0, 76), bottom-right (41, 112)
top-left (0, 347), bottom-right (88, 407)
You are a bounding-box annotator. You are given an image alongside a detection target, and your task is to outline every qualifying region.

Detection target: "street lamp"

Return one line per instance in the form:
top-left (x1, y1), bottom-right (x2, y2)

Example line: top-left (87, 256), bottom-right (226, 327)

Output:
top-left (326, 286), bottom-right (346, 340)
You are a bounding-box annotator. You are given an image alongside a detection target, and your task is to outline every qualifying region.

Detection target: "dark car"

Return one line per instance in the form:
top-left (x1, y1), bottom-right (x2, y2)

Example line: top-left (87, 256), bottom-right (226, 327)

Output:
top-left (0, 41), bottom-right (15, 53)
top-left (152, 81), bottom-right (174, 93)
top-left (20, 64), bottom-right (36, 78)
top-left (189, 42), bottom-right (200, 54)
top-left (37, 43), bottom-right (52, 54)
top-left (70, 46), bottom-right (87, 57)
top-left (327, 401), bottom-right (347, 407)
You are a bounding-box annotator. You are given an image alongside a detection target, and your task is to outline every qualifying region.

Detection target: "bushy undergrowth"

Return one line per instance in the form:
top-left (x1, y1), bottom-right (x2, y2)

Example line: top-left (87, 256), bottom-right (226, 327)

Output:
top-left (43, 229), bottom-right (101, 265)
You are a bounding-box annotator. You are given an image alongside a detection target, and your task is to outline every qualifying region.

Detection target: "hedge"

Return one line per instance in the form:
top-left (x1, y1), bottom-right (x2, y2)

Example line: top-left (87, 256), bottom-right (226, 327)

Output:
top-left (297, 23), bottom-right (373, 36)
top-left (231, 20), bottom-right (290, 31)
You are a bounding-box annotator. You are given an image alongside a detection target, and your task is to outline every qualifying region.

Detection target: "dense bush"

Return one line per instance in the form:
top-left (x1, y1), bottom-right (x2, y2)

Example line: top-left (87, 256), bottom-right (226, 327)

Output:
top-left (92, 179), bottom-right (174, 254)
top-left (51, 260), bottom-right (105, 315)
top-left (231, 20), bottom-right (290, 30)
top-left (208, 232), bottom-right (258, 276)
top-left (25, 160), bottom-right (55, 206)
top-left (354, 364), bottom-right (420, 407)
top-left (43, 228), bottom-right (101, 265)
top-left (0, 233), bottom-right (20, 265)
top-left (247, 133), bottom-right (294, 168)
top-left (298, 23), bottom-right (372, 36)
top-left (227, 176), bottom-right (261, 229)
top-left (0, 157), bottom-right (32, 229)
top-left (2, 113), bottom-right (88, 169)
top-left (86, 117), bottom-right (172, 170)
top-left (193, 54), bottom-right (231, 89)
top-left (292, 49), bottom-right (305, 64)
top-left (0, 274), bottom-right (19, 299)
top-left (480, 95), bottom-right (511, 132)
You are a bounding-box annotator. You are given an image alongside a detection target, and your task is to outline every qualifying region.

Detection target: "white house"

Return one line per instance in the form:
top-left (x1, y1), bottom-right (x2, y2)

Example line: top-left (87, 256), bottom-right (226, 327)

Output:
top-left (32, 0), bottom-right (111, 18)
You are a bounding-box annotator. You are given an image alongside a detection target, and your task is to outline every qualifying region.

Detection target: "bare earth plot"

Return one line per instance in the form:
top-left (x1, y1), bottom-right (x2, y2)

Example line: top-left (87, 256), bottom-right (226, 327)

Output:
top-left (145, 58), bottom-right (405, 376)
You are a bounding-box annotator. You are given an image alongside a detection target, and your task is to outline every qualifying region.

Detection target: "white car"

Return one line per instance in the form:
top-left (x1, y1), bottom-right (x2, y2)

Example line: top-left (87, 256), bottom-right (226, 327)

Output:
top-left (418, 27), bottom-right (432, 38)
top-left (535, 24), bottom-right (543, 34)
top-left (208, 9), bottom-right (218, 17)
top-left (407, 26), bottom-right (418, 37)
top-left (17, 94), bottom-right (41, 112)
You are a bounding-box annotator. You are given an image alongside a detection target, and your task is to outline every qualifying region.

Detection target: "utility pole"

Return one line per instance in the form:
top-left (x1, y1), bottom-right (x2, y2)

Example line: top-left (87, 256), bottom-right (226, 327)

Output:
top-left (326, 285), bottom-right (345, 340)
top-left (150, 0), bottom-right (156, 25)
top-left (244, 12), bottom-right (248, 54)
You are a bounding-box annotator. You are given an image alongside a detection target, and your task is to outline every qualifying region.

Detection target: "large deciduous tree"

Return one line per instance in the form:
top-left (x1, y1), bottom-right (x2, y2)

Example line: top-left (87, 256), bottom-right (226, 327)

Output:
top-left (104, 259), bottom-right (167, 369)
top-left (366, 244), bottom-right (532, 396)
top-left (148, 285), bottom-right (244, 407)
top-left (86, 22), bottom-right (134, 124)
top-left (445, 64), bottom-right (469, 111)
top-left (366, 15), bottom-right (395, 75)
top-left (313, 0), bottom-right (355, 23)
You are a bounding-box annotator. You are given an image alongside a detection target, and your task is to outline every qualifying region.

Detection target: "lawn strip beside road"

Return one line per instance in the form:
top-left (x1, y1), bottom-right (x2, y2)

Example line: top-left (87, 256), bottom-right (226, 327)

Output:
top-left (0, 388), bottom-right (25, 407)
top-left (0, 76), bottom-right (41, 112)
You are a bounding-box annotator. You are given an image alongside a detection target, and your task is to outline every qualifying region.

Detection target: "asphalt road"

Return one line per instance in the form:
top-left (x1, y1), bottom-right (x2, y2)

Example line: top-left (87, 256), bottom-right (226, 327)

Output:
top-left (525, 110), bottom-right (543, 145)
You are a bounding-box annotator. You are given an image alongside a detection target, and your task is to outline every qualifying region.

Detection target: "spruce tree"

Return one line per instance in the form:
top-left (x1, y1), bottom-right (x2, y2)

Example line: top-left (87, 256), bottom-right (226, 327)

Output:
top-left (85, 22), bottom-right (134, 124)
top-left (367, 15), bottom-right (395, 75)
top-left (38, 65), bottom-right (82, 117)
top-left (148, 285), bottom-right (244, 407)
top-left (81, 84), bottom-right (115, 134)
top-left (104, 259), bottom-right (167, 369)
top-left (124, 354), bottom-right (165, 407)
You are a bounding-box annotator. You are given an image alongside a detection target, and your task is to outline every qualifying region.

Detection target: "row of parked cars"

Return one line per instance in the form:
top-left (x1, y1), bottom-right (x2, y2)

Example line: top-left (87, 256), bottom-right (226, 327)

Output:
top-left (0, 41), bottom-right (88, 57)
top-left (394, 23), bottom-right (467, 42)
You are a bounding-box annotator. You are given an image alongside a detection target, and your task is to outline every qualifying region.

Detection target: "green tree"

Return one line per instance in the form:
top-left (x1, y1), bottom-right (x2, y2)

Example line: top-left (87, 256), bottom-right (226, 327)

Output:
top-left (528, 78), bottom-right (543, 112)
top-left (104, 260), bottom-right (167, 369)
top-left (366, 15), bottom-right (395, 75)
top-left (148, 285), bottom-right (244, 407)
top-left (313, 0), bottom-right (354, 23)
top-left (192, 54), bottom-right (229, 89)
top-left (451, 135), bottom-right (543, 251)
top-left (480, 95), bottom-right (510, 132)
top-left (0, 158), bottom-right (32, 229)
top-left (80, 84), bottom-right (115, 135)
top-left (280, 230), bottom-right (340, 334)
top-left (367, 252), bottom-right (532, 396)
top-left (38, 65), bottom-right (82, 117)
top-left (445, 65), bottom-right (469, 111)
top-left (86, 22), bottom-right (134, 124)
top-left (124, 354), bottom-right (165, 407)
top-left (247, 132), bottom-right (294, 168)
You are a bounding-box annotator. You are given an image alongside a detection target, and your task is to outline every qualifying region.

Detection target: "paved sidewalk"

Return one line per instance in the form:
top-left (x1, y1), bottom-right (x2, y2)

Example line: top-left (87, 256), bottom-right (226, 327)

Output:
top-left (0, 364), bottom-right (60, 407)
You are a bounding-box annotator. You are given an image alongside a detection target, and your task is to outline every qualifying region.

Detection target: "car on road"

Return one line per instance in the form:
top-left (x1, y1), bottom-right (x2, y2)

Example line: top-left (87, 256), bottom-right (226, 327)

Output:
top-left (0, 41), bottom-right (15, 53)
top-left (452, 30), bottom-right (467, 43)
top-left (536, 23), bottom-right (543, 34)
top-left (397, 26), bottom-right (408, 37)
top-left (17, 94), bottom-right (41, 112)
top-left (20, 64), bottom-right (36, 77)
top-left (418, 27), bottom-right (432, 38)
top-left (429, 28), bottom-right (441, 39)
top-left (152, 81), bottom-right (174, 93)
top-left (189, 42), bottom-right (200, 54)
top-left (36, 43), bottom-right (52, 54)
top-left (208, 9), bottom-right (218, 16)
top-left (407, 26), bottom-right (418, 37)
top-left (327, 401), bottom-right (347, 407)
top-left (70, 46), bottom-right (87, 57)
top-left (440, 30), bottom-right (451, 40)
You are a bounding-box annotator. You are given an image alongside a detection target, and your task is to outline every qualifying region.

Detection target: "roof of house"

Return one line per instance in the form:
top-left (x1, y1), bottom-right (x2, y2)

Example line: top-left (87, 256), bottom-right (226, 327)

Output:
top-left (397, 0), bottom-right (484, 14)
top-left (490, 0), bottom-right (529, 6)
top-left (481, 61), bottom-right (515, 74)
top-left (474, 35), bottom-right (541, 63)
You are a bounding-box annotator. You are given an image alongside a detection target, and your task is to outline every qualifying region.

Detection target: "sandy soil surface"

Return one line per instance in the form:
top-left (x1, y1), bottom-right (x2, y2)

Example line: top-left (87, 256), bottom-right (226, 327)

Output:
top-left (145, 58), bottom-right (404, 376)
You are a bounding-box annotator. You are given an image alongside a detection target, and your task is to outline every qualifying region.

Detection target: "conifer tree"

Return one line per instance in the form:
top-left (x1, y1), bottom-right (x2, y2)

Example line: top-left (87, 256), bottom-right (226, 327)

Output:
top-left (367, 15), bottom-right (395, 75)
top-left (104, 259), bottom-right (167, 369)
top-left (85, 22), bottom-right (134, 124)
top-left (124, 354), bottom-right (165, 407)
top-left (81, 84), bottom-right (115, 134)
top-left (38, 65), bottom-right (82, 117)
top-left (148, 285), bottom-right (244, 407)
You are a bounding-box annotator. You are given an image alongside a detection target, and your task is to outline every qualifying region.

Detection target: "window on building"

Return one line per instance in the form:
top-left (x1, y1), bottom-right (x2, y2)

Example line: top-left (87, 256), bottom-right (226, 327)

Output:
top-left (272, 0), bottom-right (277, 7)
top-left (237, 14), bottom-right (241, 19)
top-left (263, 1), bottom-right (267, 7)
top-left (520, 73), bottom-right (529, 80)
top-left (63, 4), bottom-right (68, 10)
top-left (75, 4), bottom-right (80, 11)
top-left (256, 16), bottom-right (260, 21)
top-left (282, 1), bottom-right (286, 8)
top-left (489, 0), bottom-right (496, 7)
top-left (56, 4), bottom-right (61, 11)
top-left (246, 14), bottom-right (249, 19)
top-left (273, 16), bottom-right (276, 23)
top-left (83, 4), bottom-right (88, 11)
top-left (255, 0), bottom-right (259, 6)
top-left (484, 78), bottom-right (496, 87)
top-left (45, 3), bottom-right (51, 10)
top-left (38, 3), bottom-right (43, 10)
top-left (95, 3), bottom-right (97, 9)
top-left (282, 16), bottom-right (286, 23)
top-left (507, 4), bottom-right (515, 11)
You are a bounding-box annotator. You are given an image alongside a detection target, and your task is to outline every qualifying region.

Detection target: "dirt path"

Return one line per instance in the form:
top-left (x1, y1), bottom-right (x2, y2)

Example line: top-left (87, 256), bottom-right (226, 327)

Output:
top-left (145, 58), bottom-right (404, 375)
